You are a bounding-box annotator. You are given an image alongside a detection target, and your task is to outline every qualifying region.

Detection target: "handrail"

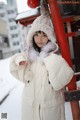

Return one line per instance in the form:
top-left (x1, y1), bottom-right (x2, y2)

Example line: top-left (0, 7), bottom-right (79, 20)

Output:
top-left (74, 72), bottom-right (80, 77)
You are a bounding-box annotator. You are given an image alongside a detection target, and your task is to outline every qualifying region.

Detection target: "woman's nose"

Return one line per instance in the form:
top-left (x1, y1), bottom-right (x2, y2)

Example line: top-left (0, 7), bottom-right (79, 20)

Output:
top-left (38, 36), bottom-right (42, 42)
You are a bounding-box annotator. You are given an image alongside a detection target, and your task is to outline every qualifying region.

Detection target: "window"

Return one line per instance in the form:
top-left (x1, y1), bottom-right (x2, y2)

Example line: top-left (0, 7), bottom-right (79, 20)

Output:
top-left (0, 13), bottom-right (5, 18)
top-left (4, 37), bottom-right (9, 46)
top-left (13, 42), bottom-right (19, 46)
top-left (13, 42), bottom-right (16, 46)
top-left (0, 6), bottom-right (3, 9)
top-left (9, 18), bottom-right (15, 22)
top-left (11, 34), bottom-right (18, 38)
top-left (0, 4), bottom-right (4, 9)
top-left (7, 0), bottom-right (14, 5)
top-left (7, 10), bottom-right (14, 14)
top-left (10, 26), bottom-right (17, 30)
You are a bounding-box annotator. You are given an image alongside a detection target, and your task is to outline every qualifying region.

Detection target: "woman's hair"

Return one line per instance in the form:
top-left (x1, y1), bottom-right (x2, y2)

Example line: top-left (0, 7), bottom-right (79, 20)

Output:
top-left (33, 37), bottom-right (41, 52)
top-left (32, 31), bottom-right (49, 53)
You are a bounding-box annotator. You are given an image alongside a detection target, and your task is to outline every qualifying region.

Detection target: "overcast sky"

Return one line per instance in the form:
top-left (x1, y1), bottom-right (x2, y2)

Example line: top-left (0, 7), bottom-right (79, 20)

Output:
top-left (0, 0), bottom-right (31, 13)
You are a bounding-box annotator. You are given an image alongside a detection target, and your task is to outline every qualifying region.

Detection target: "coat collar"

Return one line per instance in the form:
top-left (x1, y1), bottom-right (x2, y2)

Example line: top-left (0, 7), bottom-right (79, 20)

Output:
top-left (28, 42), bottom-right (58, 62)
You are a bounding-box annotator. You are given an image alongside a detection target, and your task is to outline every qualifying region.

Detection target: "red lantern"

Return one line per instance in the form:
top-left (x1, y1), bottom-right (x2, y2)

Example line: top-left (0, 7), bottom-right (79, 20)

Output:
top-left (27, 0), bottom-right (40, 8)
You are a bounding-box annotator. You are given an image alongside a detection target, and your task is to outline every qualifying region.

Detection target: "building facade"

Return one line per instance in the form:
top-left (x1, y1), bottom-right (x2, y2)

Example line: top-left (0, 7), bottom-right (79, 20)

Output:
top-left (0, 19), bottom-right (8, 59)
top-left (0, 0), bottom-right (28, 59)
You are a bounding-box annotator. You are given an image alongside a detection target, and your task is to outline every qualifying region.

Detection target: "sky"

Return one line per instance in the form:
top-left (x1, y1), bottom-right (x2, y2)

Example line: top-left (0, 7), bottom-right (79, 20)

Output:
top-left (0, 0), bottom-right (31, 13)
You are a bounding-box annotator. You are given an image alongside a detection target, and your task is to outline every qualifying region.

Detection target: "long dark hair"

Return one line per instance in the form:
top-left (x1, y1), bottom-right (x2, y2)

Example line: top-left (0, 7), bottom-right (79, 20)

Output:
top-left (33, 37), bottom-right (41, 53)
top-left (32, 31), bottom-right (49, 53)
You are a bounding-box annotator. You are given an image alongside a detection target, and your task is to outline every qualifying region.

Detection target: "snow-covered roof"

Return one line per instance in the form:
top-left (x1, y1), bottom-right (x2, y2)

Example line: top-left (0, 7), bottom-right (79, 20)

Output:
top-left (15, 7), bottom-right (40, 21)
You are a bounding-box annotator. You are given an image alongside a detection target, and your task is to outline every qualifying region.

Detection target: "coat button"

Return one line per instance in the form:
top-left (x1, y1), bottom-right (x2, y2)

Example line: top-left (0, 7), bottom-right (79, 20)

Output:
top-left (27, 80), bottom-right (30, 83)
top-left (48, 81), bottom-right (50, 84)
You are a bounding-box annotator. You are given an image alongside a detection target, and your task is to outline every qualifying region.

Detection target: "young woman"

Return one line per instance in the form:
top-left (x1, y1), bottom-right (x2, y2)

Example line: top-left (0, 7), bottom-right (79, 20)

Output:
top-left (10, 15), bottom-right (74, 120)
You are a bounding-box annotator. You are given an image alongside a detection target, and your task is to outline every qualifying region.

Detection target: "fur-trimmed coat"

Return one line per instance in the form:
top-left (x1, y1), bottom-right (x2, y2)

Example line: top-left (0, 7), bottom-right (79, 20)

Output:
top-left (10, 15), bottom-right (74, 120)
top-left (10, 42), bottom-right (74, 120)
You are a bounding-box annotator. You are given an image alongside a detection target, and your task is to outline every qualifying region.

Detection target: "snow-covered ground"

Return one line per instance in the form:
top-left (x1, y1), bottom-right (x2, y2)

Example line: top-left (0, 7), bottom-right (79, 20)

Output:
top-left (0, 57), bottom-right (73, 120)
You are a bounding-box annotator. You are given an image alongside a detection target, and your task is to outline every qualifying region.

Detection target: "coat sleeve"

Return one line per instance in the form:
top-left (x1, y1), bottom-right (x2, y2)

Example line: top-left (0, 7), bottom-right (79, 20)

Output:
top-left (9, 53), bottom-right (28, 82)
top-left (43, 53), bottom-right (74, 91)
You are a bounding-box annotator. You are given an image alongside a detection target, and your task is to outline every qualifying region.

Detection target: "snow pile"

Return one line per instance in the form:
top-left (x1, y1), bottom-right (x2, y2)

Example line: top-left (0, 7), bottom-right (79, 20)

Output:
top-left (0, 57), bottom-right (21, 104)
top-left (0, 78), bottom-right (18, 104)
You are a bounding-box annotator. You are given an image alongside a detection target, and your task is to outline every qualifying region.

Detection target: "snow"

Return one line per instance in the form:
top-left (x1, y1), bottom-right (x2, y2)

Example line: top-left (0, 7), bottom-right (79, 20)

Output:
top-left (16, 8), bottom-right (40, 21)
top-left (0, 57), bottom-right (72, 120)
top-left (0, 57), bottom-right (24, 120)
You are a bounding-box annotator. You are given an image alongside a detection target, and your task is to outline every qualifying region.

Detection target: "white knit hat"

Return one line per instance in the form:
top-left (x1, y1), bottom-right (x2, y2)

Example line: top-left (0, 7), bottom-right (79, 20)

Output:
top-left (26, 15), bottom-right (57, 47)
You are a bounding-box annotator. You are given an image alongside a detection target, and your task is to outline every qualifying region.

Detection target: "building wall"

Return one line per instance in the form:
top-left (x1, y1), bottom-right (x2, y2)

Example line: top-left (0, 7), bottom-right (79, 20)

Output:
top-left (0, 19), bottom-right (8, 36)
top-left (0, 18), bottom-right (9, 59)
top-left (0, 0), bottom-right (28, 59)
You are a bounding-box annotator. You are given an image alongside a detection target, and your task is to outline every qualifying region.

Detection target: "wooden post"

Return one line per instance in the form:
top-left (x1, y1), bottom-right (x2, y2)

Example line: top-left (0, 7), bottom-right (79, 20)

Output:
top-left (47, 0), bottom-right (80, 120)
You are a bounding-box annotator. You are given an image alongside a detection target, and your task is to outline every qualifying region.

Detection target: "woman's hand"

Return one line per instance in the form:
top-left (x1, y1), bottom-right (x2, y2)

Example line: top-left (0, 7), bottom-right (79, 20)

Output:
top-left (19, 61), bottom-right (28, 66)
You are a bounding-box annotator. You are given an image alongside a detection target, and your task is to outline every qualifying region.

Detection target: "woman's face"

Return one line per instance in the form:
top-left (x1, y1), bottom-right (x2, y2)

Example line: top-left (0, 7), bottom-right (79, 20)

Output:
top-left (34, 31), bottom-right (48, 48)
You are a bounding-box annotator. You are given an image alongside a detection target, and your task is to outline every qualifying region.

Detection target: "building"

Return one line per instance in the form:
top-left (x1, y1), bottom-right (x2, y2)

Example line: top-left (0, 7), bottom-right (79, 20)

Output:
top-left (0, 19), bottom-right (8, 59)
top-left (0, 0), bottom-right (28, 59)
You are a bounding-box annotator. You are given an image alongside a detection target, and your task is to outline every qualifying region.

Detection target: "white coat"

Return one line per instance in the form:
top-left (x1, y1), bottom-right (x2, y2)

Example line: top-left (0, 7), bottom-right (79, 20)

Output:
top-left (10, 52), bottom-right (74, 120)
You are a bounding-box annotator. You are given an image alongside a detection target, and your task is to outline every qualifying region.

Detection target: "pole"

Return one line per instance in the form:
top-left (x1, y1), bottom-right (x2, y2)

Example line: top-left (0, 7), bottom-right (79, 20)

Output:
top-left (47, 0), bottom-right (80, 120)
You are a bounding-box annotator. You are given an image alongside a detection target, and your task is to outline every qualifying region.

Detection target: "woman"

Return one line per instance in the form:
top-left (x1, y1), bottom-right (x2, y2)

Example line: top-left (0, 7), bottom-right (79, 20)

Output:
top-left (10, 15), bottom-right (74, 120)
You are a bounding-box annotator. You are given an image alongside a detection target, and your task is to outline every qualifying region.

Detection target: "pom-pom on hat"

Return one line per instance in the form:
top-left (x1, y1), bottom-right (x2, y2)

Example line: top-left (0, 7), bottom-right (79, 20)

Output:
top-left (26, 15), bottom-right (57, 47)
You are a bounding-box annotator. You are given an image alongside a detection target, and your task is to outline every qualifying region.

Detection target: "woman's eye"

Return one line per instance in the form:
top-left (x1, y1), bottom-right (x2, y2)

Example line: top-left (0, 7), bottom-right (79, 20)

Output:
top-left (34, 34), bottom-right (38, 36)
top-left (43, 34), bottom-right (47, 37)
